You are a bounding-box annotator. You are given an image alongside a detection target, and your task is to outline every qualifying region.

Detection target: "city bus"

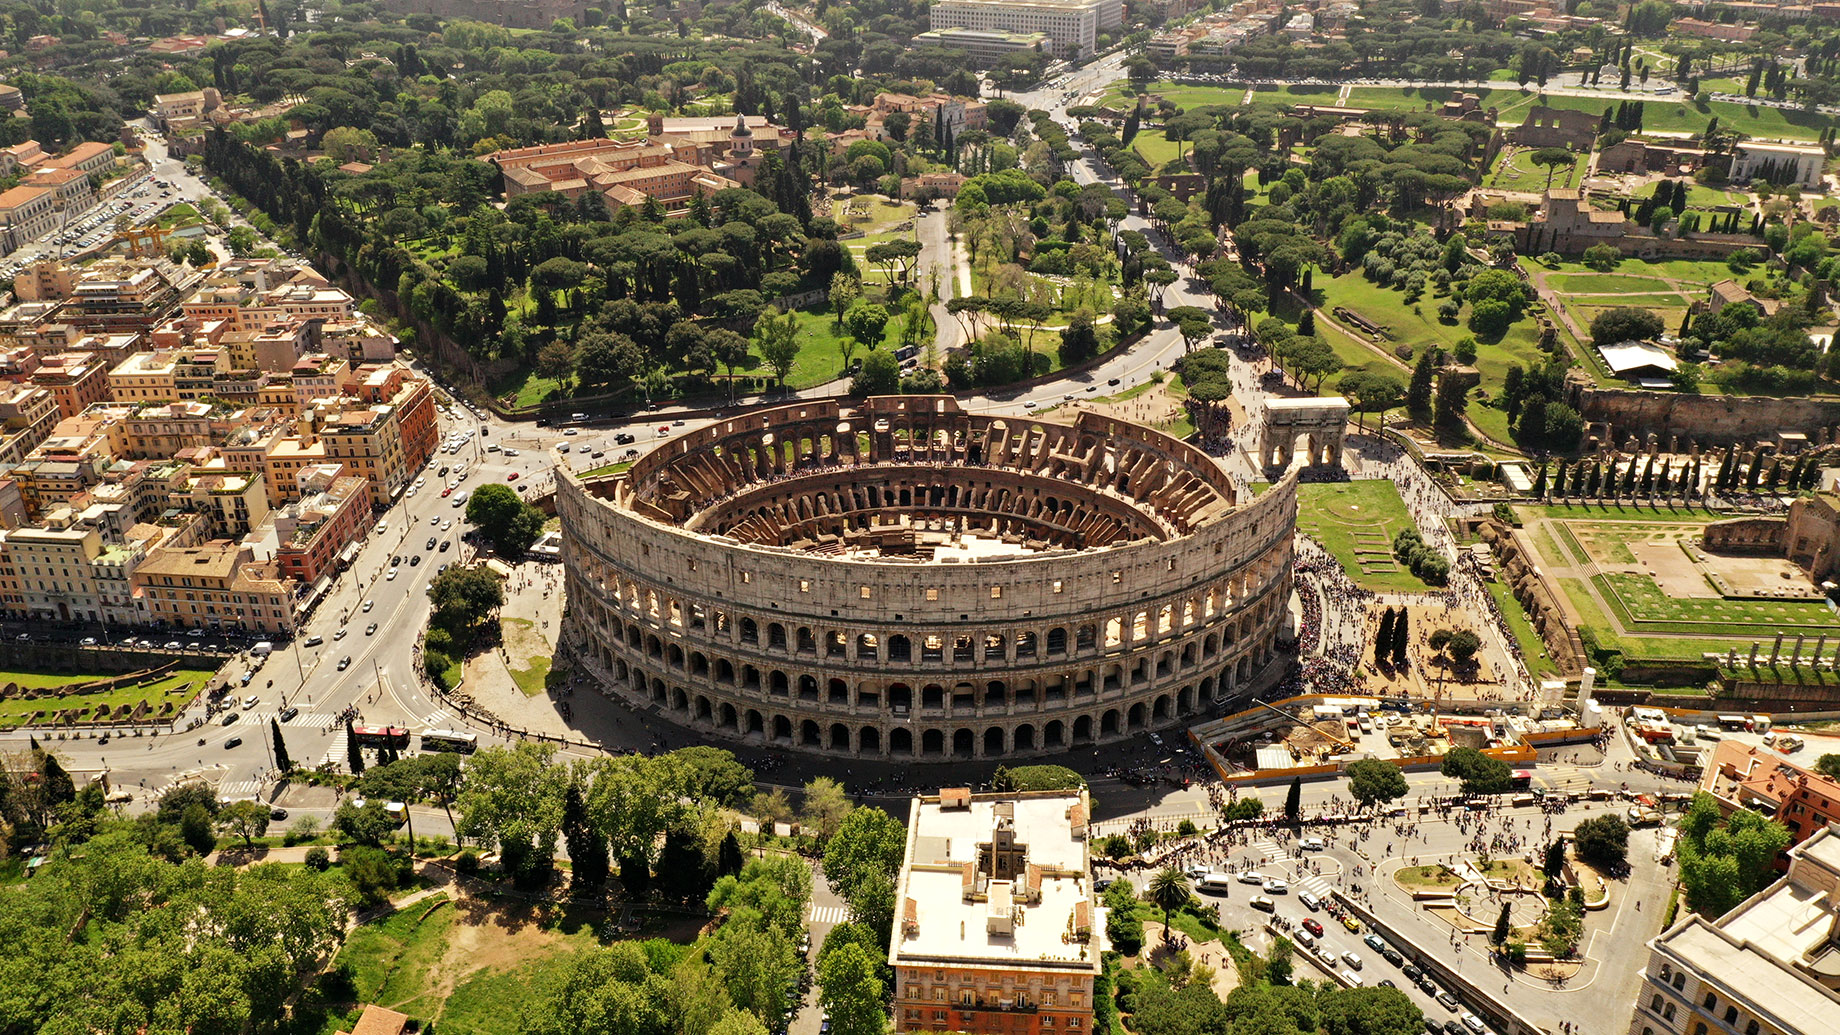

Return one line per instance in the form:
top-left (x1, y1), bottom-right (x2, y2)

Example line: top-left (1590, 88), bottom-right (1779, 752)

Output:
top-left (420, 729), bottom-right (478, 753)
top-left (350, 725), bottom-right (411, 749)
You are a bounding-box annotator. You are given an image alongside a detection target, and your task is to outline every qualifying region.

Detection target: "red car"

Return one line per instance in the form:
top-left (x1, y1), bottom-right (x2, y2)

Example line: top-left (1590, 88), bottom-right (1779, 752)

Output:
top-left (440, 487), bottom-right (452, 497)
top-left (507, 472), bottom-right (519, 481)
top-left (1302, 918), bottom-right (1324, 938)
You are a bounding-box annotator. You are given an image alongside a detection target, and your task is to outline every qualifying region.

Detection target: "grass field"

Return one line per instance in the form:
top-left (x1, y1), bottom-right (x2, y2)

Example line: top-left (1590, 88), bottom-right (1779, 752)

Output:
top-left (0, 665), bottom-right (218, 728)
top-left (321, 894), bottom-right (678, 1035)
top-left (1491, 147), bottom-right (1582, 191)
top-left (1546, 273), bottom-right (1676, 295)
top-left (1518, 502), bottom-right (1724, 521)
top-left (1294, 480), bottom-right (1435, 592)
top-left (1485, 576), bottom-right (1559, 678)
top-left (1321, 270), bottom-right (1547, 445)
top-left (736, 303), bottom-right (908, 390)
top-left (1592, 572), bottom-right (1840, 637)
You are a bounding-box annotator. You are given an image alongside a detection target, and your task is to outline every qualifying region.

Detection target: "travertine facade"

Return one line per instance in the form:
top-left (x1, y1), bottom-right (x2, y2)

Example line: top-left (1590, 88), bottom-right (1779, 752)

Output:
top-left (559, 396), bottom-right (1297, 759)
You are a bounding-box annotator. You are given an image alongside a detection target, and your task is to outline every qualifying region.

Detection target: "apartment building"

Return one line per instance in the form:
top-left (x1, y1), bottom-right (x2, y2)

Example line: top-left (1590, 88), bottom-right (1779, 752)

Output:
top-left (1630, 822), bottom-right (1840, 1035)
top-left (929, 0), bottom-right (1122, 59)
top-left (1701, 738), bottom-right (1840, 863)
top-left (57, 259), bottom-right (196, 333)
top-left (273, 466), bottom-right (370, 584)
top-left (30, 351), bottom-right (112, 418)
top-left (23, 167), bottom-right (93, 213)
top-left (0, 385), bottom-right (62, 465)
top-left (890, 789), bottom-right (1100, 1035)
top-left (133, 539), bottom-right (296, 634)
top-left (0, 505), bottom-right (154, 626)
top-left (41, 141), bottom-right (116, 178)
top-left (173, 471), bottom-right (269, 539)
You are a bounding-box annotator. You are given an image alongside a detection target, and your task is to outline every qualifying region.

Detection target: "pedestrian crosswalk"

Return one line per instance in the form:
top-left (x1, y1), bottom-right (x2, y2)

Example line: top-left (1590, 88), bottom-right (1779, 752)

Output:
top-left (1245, 838), bottom-right (1334, 898)
top-left (807, 904), bottom-right (849, 925)
top-left (320, 727), bottom-right (348, 766)
top-left (218, 779), bottom-right (266, 798)
top-left (233, 708), bottom-right (344, 729)
top-left (421, 709), bottom-right (455, 728)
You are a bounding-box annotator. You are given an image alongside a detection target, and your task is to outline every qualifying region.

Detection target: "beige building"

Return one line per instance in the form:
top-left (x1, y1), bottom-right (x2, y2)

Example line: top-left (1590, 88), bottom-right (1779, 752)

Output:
top-left (0, 506), bottom-right (153, 626)
top-left (890, 789), bottom-right (1099, 1035)
top-left (1631, 822), bottom-right (1840, 1035)
top-left (0, 185), bottom-right (56, 253)
top-left (173, 471), bottom-right (269, 539)
top-left (929, 0), bottom-right (1122, 58)
top-left (133, 539), bottom-right (295, 634)
top-left (1731, 141), bottom-right (1827, 189)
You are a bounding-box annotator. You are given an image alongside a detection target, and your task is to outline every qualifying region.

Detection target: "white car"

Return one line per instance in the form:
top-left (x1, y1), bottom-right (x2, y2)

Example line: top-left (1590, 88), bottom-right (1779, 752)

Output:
top-left (441, 519), bottom-right (452, 530)
top-left (1300, 837), bottom-right (1325, 851)
top-left (1262, 878), bottom-right (1289, 894)
top-left (386, 569), bottom-right (398, 580)
top-left (1186, 865), bottom-right (1210, 880)
top-left (362, 599), bottom-right (375, 612)
top-left (243, 694), bottom-right (258, 709)
top-left (1237, 871), bottom-right (1267, 885)
top-left (1341, 951), bottom-right (1362, 970)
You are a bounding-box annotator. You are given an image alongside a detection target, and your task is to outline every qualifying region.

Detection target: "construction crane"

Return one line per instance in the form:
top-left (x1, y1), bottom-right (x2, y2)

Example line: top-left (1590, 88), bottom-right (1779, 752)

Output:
top-left (107, 223), bottom-right (172, 258)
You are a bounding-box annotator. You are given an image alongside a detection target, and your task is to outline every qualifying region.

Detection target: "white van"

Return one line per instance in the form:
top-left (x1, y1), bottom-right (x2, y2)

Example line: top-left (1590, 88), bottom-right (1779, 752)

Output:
top-left (1340, 968), bottom-right (1364, 987)
top-left (1197, 873), bottom-right (1234, 894)
top-left (250, 641), bottom-right (274, 656)
top-left (1299, 890), bottom-right (1323, 911)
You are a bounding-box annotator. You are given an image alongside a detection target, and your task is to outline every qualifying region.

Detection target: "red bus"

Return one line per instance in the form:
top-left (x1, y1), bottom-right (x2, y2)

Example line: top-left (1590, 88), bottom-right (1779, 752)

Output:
top-left (351, 725), bottom-right (411, 749)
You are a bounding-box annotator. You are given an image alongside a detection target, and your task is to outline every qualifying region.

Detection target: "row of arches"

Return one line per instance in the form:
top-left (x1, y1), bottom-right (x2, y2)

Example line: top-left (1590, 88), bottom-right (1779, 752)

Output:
top-left (569, 582), bottom-right (1279, 718)
top-left (594, 659), bottom-right (1266, 757)
top-left (562, 538), bottom-right (1289, 672)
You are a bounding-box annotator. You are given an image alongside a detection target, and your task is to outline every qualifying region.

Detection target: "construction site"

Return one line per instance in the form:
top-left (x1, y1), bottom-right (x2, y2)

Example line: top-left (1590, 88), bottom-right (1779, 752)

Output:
top-left (1188, 693), bottom-right (1605, 785)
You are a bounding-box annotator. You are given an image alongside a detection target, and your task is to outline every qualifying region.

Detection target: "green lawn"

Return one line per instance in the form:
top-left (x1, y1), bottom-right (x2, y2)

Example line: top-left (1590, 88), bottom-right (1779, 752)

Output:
top-left (1546, 273), bottom-right (1676, 295)
top-left (321, 895), bottom-right (619, 1035)
top-left (1593, 572), bottom-right (1840, 636)
top-left (0, 665), bottom-right (218, 728)
top-left (1492, 147), bottom-right (1582, 191)
top-left (737, 302), bottom-right (908, 390)
top-left (1322, 271), bottom-right (1548, 445)
top-left (1294, 480), bottom-right (1435, 592)
top-left (1485, 576), bottom-right (1560, 678)
top-left (489, 368), bottom-right (564, 410)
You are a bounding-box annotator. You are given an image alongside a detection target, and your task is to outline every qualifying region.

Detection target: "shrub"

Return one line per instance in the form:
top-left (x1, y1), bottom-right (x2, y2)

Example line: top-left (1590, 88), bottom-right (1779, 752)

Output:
top-left (305, 846), bottom-right (331, 871)
top-left (455, 849), bottom-right (480, 874)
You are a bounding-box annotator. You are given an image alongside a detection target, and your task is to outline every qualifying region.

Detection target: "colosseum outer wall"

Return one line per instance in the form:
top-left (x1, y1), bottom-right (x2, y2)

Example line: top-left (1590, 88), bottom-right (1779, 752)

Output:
top-left (555, 406), bottom-right (1301, 760)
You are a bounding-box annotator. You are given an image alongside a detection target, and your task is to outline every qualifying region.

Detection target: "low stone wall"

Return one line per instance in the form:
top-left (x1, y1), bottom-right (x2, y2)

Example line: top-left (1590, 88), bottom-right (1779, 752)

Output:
top-left (1567, 380), bottom-right (1840, 448)
top-left (1702, 516), bottom-right (1788, 553)
top-left (1485, 521), bottom-right (1587, 675)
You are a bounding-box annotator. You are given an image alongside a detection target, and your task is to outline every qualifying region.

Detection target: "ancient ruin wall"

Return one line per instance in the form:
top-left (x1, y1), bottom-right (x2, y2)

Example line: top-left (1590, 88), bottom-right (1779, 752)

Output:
top-left (557, 398), bottom-right (1300, 759)
top-left (1569, 381), bottom-right (1840, 448)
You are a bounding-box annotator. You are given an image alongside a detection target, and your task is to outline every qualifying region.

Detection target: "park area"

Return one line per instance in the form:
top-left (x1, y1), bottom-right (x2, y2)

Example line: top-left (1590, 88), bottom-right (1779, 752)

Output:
top-left (1293, 480), bottom-right (1437, 593)
top-left (0, 662), bottom-right (218, 728)
top-left (1515, 507), bottom-right (1840, 660)
top-left (321, 890), bottom-right (701, 1035)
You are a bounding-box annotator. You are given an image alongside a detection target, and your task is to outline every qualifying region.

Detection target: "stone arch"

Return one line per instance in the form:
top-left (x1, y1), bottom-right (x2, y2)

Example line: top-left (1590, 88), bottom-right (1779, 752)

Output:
top-left (740, 617), bottom-right (759, 643)
top-left (1044, 720), bottom-right (1065, 747)
top-left (720, 702), bottom-right (738, 729)
top-left (922, 728), bottom-right (945, 755)
top-left (672, 688), bottom-right (688, 712)
top-left (800, 719), bottom-right (822, 746)
top-left (860, 726), bottom-right (882, 754)
top-left (830, 723), bottom-right (851, 751)
top-left (746, 709), bottom-right (764, 735)
top-left (797, 627), bottom-right (817, 653)
top-left (889, 682), bottom-right (913, 710)
top-left (954, 728), bottom-right (976, 758)
top-left (767, 623), bottom-right (787, 650)
top-left (694, 695), bottom-right (712, 721)
top-left (857, 633), bottom-right (878, 659)
top-left (1128, 702), bottom-right (1146, 729)
top-left (1074, 715), bottom-right (1094, 743)
top-left (1101, 709), bottom-right (1120, 735)
top-left (891, 727), bottom-right (913, 754)
top-left (798, 674), bottom-right (818, 698)
top-left (984, 727), bottom-right (1005, 756)
top-left (1014, 724), bottom-right (1036, 751)
top-left (889, 633), bottom-right (912, 661)
top-left (773, 714), bottom-right (792, 741)
top-left (769, 670), bottom-right (789, 695)
top-left (828, 678), bottom-right (850, 703)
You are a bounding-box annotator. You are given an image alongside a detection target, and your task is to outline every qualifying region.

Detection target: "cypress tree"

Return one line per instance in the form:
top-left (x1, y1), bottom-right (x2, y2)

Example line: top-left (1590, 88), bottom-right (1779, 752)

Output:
top-left (1285, 776), bottom-right (1302, 823)
top-left (1533, 462), bottom-right (1549, 499)
top-left (1407, 349), bottom-right (1436, 420)
top-left (345, 721), bottom-right (365, 775)
top-left (1391, 608), bottom-right (1409, 666)
top-left (1376, 608), bottom-right (1396, 666)
top-left (562, 780), bottom-right (609, 894)
top-left (270, 718), bottom-right (292, 773)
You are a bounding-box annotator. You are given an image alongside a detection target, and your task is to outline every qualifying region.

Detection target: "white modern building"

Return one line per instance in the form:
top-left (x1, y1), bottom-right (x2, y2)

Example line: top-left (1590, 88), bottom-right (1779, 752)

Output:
top-left (929, 0), bottom-right (1122, 59)
top-left (1629, 822), bottom-right (1840, 1035)
top-left (1731, 141), bottom-right (1827, 189)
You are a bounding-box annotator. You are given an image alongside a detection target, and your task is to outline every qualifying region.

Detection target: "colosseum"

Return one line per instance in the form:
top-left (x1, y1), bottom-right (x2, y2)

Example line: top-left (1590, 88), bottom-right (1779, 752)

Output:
top-left (556, 396), bottom-right (1299, 759)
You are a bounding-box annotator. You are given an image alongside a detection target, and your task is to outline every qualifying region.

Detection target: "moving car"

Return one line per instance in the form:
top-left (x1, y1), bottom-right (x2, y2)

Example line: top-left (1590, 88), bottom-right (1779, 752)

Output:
top-left (221, 712), bottom-right (239, 725)
top-left (279, 706), bottom-right (298, 721)
top-left (366, 622), bottom-right (379, 636)
top-left (1301, 918), bottom-right (1324, 937)
top-left (1237, 871), bottom-right (1267, 885)
top-left (1261, 878), bottom-right (1288, 894)
top-left (224, 736), bottom-right (243, 749)
top-left (337, 656), bottom-right (352, 670)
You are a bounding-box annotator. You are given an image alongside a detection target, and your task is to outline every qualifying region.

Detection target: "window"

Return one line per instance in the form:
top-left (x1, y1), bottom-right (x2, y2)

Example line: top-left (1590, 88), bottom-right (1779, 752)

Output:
top-left (1703, 994), bottom-right (1716, 1010)
top-left (800, 580), bottom-right (810, 593)
top-left (741, 572), bottom-right (751, 584)
top-left (1673, 973), bottom-right (1686, 990)
top-left (860, 585), bottom-right (871, 599)
top-left (1052, 580), bottom-right (1063, 593)
top-left (1662, 1004), bottom-right (1675, 1022)
top-left (1112, 570), bottom-right (1122, 584)
top-left (925, 588), bottom-right (939, 600)
top-left (990, 586), bottom-right (1002, 599)
top-left (1723, 1007), bottom-right (1738, 1025)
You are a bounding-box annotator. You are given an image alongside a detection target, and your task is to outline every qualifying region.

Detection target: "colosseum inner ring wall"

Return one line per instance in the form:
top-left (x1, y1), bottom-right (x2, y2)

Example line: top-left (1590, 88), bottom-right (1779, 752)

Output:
top-left (557, 395), bottom-right (1300, 760)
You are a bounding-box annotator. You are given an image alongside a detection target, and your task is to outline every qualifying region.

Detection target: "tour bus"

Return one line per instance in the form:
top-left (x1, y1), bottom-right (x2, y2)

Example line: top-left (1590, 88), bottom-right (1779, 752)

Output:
top-left (420, 729), bottom-right (479, 753)
top-left (350, 725), bottom-right (412, 749)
